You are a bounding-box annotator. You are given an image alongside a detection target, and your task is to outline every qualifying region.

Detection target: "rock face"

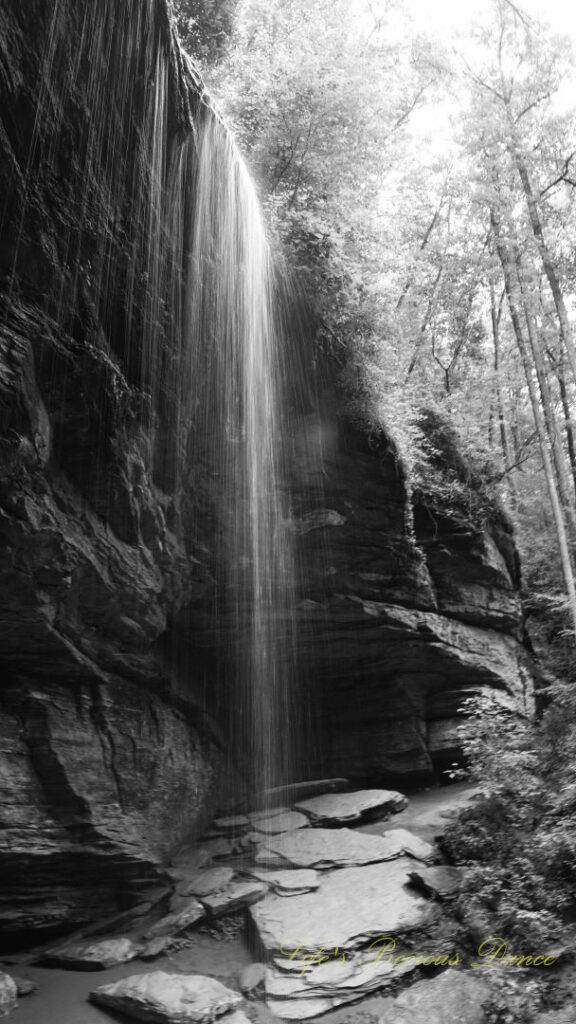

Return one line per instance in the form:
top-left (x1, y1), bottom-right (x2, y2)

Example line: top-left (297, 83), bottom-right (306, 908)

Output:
top-left (0, 0), bottom-right (534, 949)
top-left (0, 0), bottom-right (220, 943)
top-left (292, 412), bottom-right (534, 784)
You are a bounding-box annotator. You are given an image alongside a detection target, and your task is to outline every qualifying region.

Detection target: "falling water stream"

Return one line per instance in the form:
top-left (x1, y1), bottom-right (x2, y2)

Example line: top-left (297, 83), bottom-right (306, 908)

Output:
top-left (7, 0), bottom-right (301, 805)
top-left (180, 112), bottom-right (299, 800)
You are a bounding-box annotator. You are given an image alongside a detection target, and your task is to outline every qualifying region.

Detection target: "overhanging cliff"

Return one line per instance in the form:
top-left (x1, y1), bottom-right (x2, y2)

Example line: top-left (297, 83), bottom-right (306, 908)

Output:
top-left (0, 0), bottom-right (534, 945)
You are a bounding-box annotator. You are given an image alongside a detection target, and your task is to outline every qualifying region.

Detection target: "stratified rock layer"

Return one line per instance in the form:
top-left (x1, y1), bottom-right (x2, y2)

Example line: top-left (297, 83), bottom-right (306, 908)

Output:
top-left (250, 857), bottom-right (436, 955)
top-left (0, 0), bottom-right (219, 942)
top-left (255, 827), bottom-right (436, 869)
top-left (292, 416), bottom-right (534, 783)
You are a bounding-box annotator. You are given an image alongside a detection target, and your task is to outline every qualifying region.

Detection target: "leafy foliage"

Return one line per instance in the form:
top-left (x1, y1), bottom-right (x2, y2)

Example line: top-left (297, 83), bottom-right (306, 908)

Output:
top-left (443, 695), bottom-right (576, 945)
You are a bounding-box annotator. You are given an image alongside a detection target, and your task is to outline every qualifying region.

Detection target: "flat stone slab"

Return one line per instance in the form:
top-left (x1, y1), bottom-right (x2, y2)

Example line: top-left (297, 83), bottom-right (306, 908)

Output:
top-left (90, 971), bottom-right (243, 1023)
top-left (265, 949), bottom-right (417, 1019)
top-left (250, 779), bottom-right (349, 811)
top-left (250, 857), bottom-right (436, 954)
top-left (253, 811), bottom-right (310, 834)
top-left (408, 865), bottom-right (464, 899)
top-left (248, 868), bottom-right (320, 895)
top-left (200, 880), bottom-right (267, 916)
top-left (380, 829), bottom-right (436, 863)
top-left (177, 867), bottom-right (235, 898)
top-left (213, 815), bottom-right (250, 832)
top-left (145, 901), bottom-right (205, 939)
top-left (40, 937), bottom-right (142, 970)
top-left (377, 969), bottom-right (494, 1024)
top-left (294, 789), bottom-right (407, 825)
top-left (255, 826), bottom-right (435, 869)
top-left (249, 807), bottom-right (291, 823)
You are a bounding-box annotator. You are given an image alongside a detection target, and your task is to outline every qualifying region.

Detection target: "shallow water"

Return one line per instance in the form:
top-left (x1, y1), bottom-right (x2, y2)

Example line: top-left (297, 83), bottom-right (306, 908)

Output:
top-left (8, 932), bottom-right (252, 1024)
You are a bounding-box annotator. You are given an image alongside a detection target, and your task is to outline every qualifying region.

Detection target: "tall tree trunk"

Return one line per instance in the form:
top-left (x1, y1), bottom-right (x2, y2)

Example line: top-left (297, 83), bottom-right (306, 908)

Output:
top-left (556, 358), bottom-right (576, 502)
top-left (405, 262), bottom-right (443, 380)
top-left (509, 135), bottom-right (576, 384)
top-left (490, 277), bottom-right (516, 504)
top-left (515, 256), bottom-right (575, 523)
top-left (491, 208), bottom-right (576, 635)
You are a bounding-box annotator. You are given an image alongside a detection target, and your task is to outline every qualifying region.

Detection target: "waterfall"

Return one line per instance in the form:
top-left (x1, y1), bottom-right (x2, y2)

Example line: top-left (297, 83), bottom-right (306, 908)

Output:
top-left (175, 112), bottom-right (299, 801)
top-left (6, 0), bottom-right (302, 805)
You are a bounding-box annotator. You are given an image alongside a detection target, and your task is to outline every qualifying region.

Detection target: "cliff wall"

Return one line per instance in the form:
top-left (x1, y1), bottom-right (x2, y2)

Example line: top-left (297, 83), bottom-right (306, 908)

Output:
top-left (0, 0), bottom-right (533, 944)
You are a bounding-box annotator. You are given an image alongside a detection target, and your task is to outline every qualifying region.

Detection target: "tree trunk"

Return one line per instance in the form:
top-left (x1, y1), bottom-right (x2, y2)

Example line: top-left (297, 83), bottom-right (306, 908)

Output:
top-left (510, 136), bottom-right (576, 385)
top-left (491, 207), bottom-right (576, 635)
top-left (490, 277), bottom-right (516, 503)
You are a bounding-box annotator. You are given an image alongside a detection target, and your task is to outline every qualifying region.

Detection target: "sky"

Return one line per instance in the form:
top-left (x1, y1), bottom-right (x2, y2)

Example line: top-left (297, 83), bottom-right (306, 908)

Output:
top-left (405, 0), bottom-right (576, 40)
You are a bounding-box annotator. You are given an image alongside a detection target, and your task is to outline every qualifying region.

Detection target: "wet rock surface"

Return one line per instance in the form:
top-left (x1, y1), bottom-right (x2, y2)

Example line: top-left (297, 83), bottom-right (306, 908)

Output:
top-left (408, 865), bottom-right (464, 899)
top-left (40, 937), bottom-right (142, 970)
top-left (250, 858), bottom-right (437, 954)
top-left (199, 881), bottom-right (267, 917)
top-left (90, 971), bottom-right (243, 1022)
top-left (265, 951), bottom-right (418, 1019)
top-left (294, 789), bottom-right (407, 824)
top-left (176, 868), bottom-right (236, 899)
top-left (247, 868), bottom-right (320, 895)
top-left (252, 812), bottom-right (310, 834)
top-left (1, 783), bottom-right (548, 1024)
top-left (255, 825), bottom-right (436, 869)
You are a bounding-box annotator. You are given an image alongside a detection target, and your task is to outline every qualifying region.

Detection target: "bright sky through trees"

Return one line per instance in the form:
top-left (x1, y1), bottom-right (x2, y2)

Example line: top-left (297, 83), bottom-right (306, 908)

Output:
top-left (405, 0), bottom-right (576, 39)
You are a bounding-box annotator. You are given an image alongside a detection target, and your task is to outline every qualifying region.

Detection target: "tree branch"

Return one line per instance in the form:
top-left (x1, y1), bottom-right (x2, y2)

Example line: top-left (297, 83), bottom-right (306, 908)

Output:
top-left (540, 151), bottom-right (576, 199)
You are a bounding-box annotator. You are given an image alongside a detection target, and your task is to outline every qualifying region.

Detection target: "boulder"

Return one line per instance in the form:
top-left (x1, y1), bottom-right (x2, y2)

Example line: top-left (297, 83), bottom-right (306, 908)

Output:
top-left (90, 972), bottom-right (243, 1023)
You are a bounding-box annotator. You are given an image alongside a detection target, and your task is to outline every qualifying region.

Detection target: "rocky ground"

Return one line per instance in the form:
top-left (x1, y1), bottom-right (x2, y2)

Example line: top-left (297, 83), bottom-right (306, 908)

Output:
top-left (1, 781), bottom-right (574, 1024)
